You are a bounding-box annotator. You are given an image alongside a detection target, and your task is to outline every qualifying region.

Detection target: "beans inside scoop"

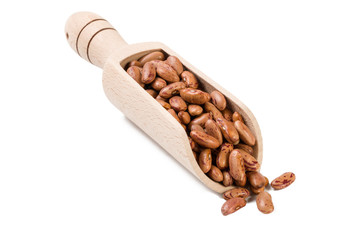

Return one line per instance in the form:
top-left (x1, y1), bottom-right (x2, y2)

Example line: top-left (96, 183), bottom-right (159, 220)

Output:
top-left (124, 51), bottom-right (295, 215)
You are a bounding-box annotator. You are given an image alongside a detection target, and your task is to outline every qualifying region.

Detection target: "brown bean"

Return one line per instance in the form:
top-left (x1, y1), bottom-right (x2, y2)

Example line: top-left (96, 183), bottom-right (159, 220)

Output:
top-left (198, 149), bottom-right (212, 173)
top-left (271, 172), bottom-right (296, 190)
top-left (234, 178), bottom-right (247, 187)
top-left (141, 62), bottom-right (156, 84)
top-left (234, 120), bottom-right (256, 146)
top-left (146, 89), bottom-right (158, 98)
top-left (180, 71), bottom-right (199, 89)
top-left (180, 88), bottom-right (211, 104)
top-left (216, 143), bottom-right (233, 170)
top-left (168, 109), bottom-right (181, 123)
top-left (236, 143), bottom-right (254, 155)
top-left (178, 111), bottom-right (191, 125)
top-left (237, 149), bottom-right (260, 171)
top-left (247, 171), bottom-right (266, 189)
top-left (221, 108), bottom-right (233, 121)
top-left (256, 192), bottom-right (274, 214)
top-left (210, 90), bottom-right (226, 111)
top-left (190, 124), bottom-right (205, 133)
top-left (205, 119), bottom-right (223, 146)
top-left (251, 185), bottom-right (265, 194)
top-left (165, 56), bottom-right (183, 75)
top-left (204, 102), bottom-right (224, 120)
top-left (193, 151), bottom-right (197, 160)
top-left (156, 61), bottom-right (180, 83)
top-left (222, 171), bottom-right (233, 187)
top-left (232, 112), bottom-right (244, 123)
top-left (188, 104), bottom-right (203, 117)
top-left (264, 176), bottom-right (269, 187)
top-left (188, 137), bottom-right (201, 152)
top-left (188, 113), bottom-right (211, 129)
top-left (127, 66), bottom-right (144, 87)
top-left (138, 51), bottom-right (165, 65)
top-left (207, 165), bottom-right (223, 182)
top-left (128, 60), bottom-right (142, 68)
top-left (156, 95), bottom-right (167, 101)
top-left (221, 197), bottom-right (246, 216)
top-left (223, 188), bottom-right (250, 200)
top-left (149, 59), bottom-right (162, 68)
top-left (159, 82), bottom-right (186, 98)
top-left (151, 77), bottom-right (167, 91)
top-left (169, 96), bottom-right (187, 112)
top-left (229, 149), bottom-right (246, 186)
top-left (190, 130), bottom-right (220, 149)
top-left (216, 118), bottom-right (240, 144)
top-left (156, 99), bottom-right (171, 110)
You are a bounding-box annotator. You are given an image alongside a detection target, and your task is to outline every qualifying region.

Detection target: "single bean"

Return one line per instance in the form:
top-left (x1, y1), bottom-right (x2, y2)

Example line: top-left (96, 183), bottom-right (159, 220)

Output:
top-left (178, 111), bottom-right (191, 125)
top-left (141, 62), bottom-right (156, 84)
top-left (127, 66), bottom-right (144, 87)
top-left (237, 149), bottom-right (260, 171)
top-left (188, 137), bottom-right (201, 152)
top-left (264, 176), bottom-right (269, 187)
top-left (180, 88), bottom-right (211, 104)
top-left (168, 109), bottom-right (181, 123)
top-left (210, 90), bottom-right (226, 111)
top-left (234, 120), bottom-right (256, 146)
top-left (216, 118), bottom-right (239, 144)
top-left (146, 89), bottom-right (158, 98)
top-left (236, 143), bottom-right (254, 155)
top-left (229, 149), bottom-right (246, 186)
top-left (188, 104), bottom-right (203, 116)
top-left (232, 111), bottom-right (244, 123)
top-left (128, 60), bottom-right (142, 68)
top-left (247, 171), bottom-right (267, 189)
top-left (204, 102), bottom-right (224, 120)
top-left (156, 99), bottom-right (171, 110)
top-left (198, 149), bottom-right (212, 173)
top-left (169, 96), bottom-right (187, 112)
top-left (205, 119), bottom-right (223, 146)
top-left (190, 130), bottom-right (220, 149)
top-left (216, 143), bottom-right (233, 170)
top-left (180, 71), bottom-right (199, 89)
top-left (221, 197), bottom-right (246, 216)
top-left (193, 151), bottom-right (197, 160)
top-left (156, 61), bottom-right (180, 83)
top-left (271, 172), bottom-right (296, 190)
top-left (156, 95), bottom-right (168, 101)
top-left (165, 56), bottom-right (183, 75)
top-left (256, 192), bottom-right (274, 214)
top-left (207, 165), bottom-right (223, 182)
top-left (138, 51), bottom-right (165, 65)
top-left (222, 171), bottom-right (233, 187)
top-left (223, 188), bottom-right (250, 200)
top-left (221, 108), bottom-right (233, 121)
top-left (159, 82), bottom-right (186, 98)
top-left (151, 77), bottom-right (167, 91)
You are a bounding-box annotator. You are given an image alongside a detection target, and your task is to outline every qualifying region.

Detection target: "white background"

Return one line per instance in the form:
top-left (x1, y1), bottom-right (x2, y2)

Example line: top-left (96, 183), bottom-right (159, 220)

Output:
top-left (1, 0), bottom-right (358, 239)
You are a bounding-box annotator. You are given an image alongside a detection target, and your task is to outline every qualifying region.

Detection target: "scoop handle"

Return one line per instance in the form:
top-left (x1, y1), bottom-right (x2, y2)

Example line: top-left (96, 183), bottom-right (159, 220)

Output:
top-left (65, 12), bottom-right (128, 68)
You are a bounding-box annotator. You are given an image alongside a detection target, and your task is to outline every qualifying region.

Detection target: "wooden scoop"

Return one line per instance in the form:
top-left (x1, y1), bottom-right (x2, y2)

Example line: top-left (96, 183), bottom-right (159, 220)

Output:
top-left (65, 12), bottom-right (263, 193)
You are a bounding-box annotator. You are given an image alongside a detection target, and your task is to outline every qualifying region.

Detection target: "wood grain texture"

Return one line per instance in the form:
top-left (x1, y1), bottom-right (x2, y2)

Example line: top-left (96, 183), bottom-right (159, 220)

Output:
top-left (65, 12), bottom-right (263, 193)
top-left (65, 12), bottom-right (127, 68)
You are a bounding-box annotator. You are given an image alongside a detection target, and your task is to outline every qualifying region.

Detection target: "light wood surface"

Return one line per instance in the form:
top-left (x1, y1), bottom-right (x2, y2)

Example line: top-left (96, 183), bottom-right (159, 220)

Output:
top-left (65, 12), bottom-right (263, 193)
